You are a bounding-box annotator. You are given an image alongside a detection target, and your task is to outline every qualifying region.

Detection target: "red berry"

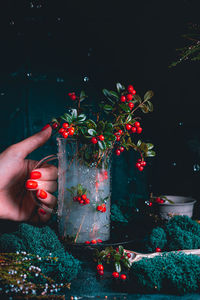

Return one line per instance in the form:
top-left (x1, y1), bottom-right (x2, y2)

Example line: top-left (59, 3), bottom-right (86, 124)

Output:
top-left (101, 206), bottom-right (106, 212)
top-left (62, 131), bottom-right (69, 139)
top-left (114, 132), bottom-right (120, 136)
top-left (63, 123), bottom-right (69, 129)
top-left (98, 270), bottom-right (104, 276)
top-left (137, 127), bottom-right (142, 134)
top-left (97, 239), bottom-right (102, 243)
top-left (160, 199), bottom-right (165, 204)
top-left (52, 123), bottom-right (58, 129)
top-left (81, 194), bottom-right (87, 200)
top-left (115, 149), bottom-right (121, 156)
top-left (118, 130), bottom-right (123, 135)
top-left (149, 202), bottom-right (153, 207)
top-left (59, 128), bottom-right (65, 134)
top-left (120, 146), bottom-right (124, 152)
top-left (137, 158), bottom-right (142, 163)
top-left (91, 137), bottom-right (98, 144)
top-left (77, 197), bottom-right (82, 202)
top-left (85, 198), bottom-right (90, 204)
top-left (91, 240), bottom-right (97, 244)
top-left (127, 85), bottom-right (134, 94)
top-left (104, 175), bottom-right (108, 180)
top-left (126, 94), bottom-right (133, 102)
top-left (85, 241), bottom-right (90, 244)
top-left (97, 205), bottom-right (102, 211)
top-left (127, 253), bottom-right (131, 258)
top-left (134, 121), bottom-right (140, 127)
top-left (155, 197), bottom-right (161, 203)
top-left (70, 94), bottom-right (76, 101)
top-left (136, 163), bottom-right (141, 168)
top-left (79, 200), bottom-right (84, 205)
top-left (156, 247), bottom-right (161, 252)
top-left (138, 166), bottom-right (144, 171)
top-left (97, 264), bottom-right (104, 271)
top-left (68, 127), bottom-right (75, 136)
top-left (112, 272), bottom-right (119, 278)
top-left (132, 89), bottom-right (136, 95)
top-left (141, 161), bottom-right (146, 166)
top-left (128, 102), bottom-right (134, 109)
top-left (120, 95), bottom-right (126, 102)
top-left (104, 171), bottom-right (108, 176)
top-left (99, 135), bottom-right (105, 141)
top-left (116, 248), bottom-right (119, 252)
top-left (73, 196), bottom-right (78, 202)
top-left (120, 274), bottom-right (127, 280)
top-left (125, 124), bottom-right (132, 131)
top-left (131, 126), bottom-right (137, 133)
top-left (116, 136), bottom-right (120, 141)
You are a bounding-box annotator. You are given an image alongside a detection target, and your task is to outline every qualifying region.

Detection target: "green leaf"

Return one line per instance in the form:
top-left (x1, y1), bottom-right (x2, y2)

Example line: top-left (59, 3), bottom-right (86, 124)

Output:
top-left (119, 103), bottom-right (131, 113)
top-left (103, 104), bottom-right (113, 111)
top-left (116, 82), bottom-right (125, 93)
top-left (104, 132), bottom-right (116, 141)
top-left (133, 94), bottom-right (142, 103)
top-left (86, 119), bottom-right (97, 129)
top-left (77, 114), bottom-right (86, 122)
top-left (105, 122), bottom-right (113, 130)
top-left (114, 253), bottom-right (121, 261)
top-left (71, 109), bottom-right (77, 120)
top-left (98, 140), bottom-right (106, 150)
top-left (109, 91), bottom-right (119, 99)
top-left (126, 114), bottom-right (132, 123)
top-left (115, 261), bottom-right (121, 273)
top-left (118, 245), bottom-right (124, 255)
top-left (88, 129), bottom-right (97, 136)
top-left (80, 90), bottom-right (86, 98)
top-left (137, 140), bottom-right (142, 147)
top-left (140, 104), bottom-right (149, 113)
top-left (146, 150), bottom-right (156, 157)
top-left (146, 143), bottom-right (154, 150)
top-left (97, 121), bottom-right (105, 131)
top-left (144, 90), bottom-right (154, 102)
top-left (51, 118), bottom-right (59, 124)
top-left (61, 113), bottom-right (72, 123)
top-left (146, 101), bottom-right (153, 112)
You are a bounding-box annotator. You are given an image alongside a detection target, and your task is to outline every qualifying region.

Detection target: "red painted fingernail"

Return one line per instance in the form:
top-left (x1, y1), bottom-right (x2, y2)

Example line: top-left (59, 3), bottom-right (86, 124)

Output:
top-left (30, 171), bottom-right (41, 179)
top-left (41, 124), bottom-right (50, 131)
top-left (37, 189), bottom-right (47, 199)
top-left (26, 180), bottom-right (38, 189)
top-left (39, 208), bottom-right (46, 215)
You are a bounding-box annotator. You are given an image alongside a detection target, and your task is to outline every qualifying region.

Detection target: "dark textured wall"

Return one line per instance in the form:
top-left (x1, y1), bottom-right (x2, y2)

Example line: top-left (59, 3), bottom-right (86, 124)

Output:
top-left (0, 0), bottom-right (200, 211)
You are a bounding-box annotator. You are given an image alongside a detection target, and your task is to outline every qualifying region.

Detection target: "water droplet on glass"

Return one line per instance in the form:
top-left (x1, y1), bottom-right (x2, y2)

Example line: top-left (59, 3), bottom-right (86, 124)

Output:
top-left (135, 208), bottom-right (139, 213)
top-left (30, 2), bottom-right (34, 8)
top-left (178, 122), bottom-right (183, 126)
top-left (10, 20), bottom-right (15, 26)
top-left (56, 77), bottom-right (64, 83)
top-left (26, 72), bottom-right (32, 78)
top-left (193, 164), bottom-right (200, 172)
top-left (83, 76), bottom-right (89, 82)
top-left (1, 92), bottom-right (5, 96)
top-left (57, 17), bottom-right (61, 21)
top-left (88, 48), bottom-right (93, 56)
top-left (36, 4), bottom-right (42, 8)
top-left (172, 162), bottom-right (177, 167)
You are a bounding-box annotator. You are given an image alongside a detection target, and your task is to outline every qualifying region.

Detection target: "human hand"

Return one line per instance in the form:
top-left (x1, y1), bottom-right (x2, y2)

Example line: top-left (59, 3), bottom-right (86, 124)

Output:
top-left (0, 125), bottom-right (57, 223)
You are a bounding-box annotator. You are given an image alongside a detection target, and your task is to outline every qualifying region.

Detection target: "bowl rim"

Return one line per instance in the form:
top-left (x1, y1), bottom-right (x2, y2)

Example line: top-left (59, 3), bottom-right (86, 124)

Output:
top-left (154, 195), bottom-right (197, 206)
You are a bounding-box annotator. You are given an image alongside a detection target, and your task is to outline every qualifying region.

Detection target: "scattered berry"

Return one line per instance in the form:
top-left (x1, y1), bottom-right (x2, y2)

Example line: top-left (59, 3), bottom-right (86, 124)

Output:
top-left (62, 131), bottom-right (69, 139)
top-left (97, 264), bottom-right (104, 271)
top-left (91, 137), bottom-right (98, 144)
top-left (120, 95), bottom-right (126, 102)
top-left (115, 149), bottom-right (121, 156)
top-left (134, 121), bottom-right (140, 127)
top-left (120, 274), bottom-right (127, 280)
top-left (125, 124), bottom-right (132, 131)
top-left (137, 127), bottom-right (142, 134)
top-left (112, 272), bottom-right (119, 278)
top-left (116, 136), bottom-right (120, 141)
top-left (63, 122), bottom-right (69, 129)
top-left (128, 102), bottom-right (134, 109)
top-left (58, 128), bottom-right (65, 134)
top-left (98, 270), bottom-right (104, 276)
top-left (91, 240), bottom-right (97, 244)
top-left (120, 146), bottom-right (124, 152)
top-left (126, 94), bottom-right (133, 101)
top-left (52, 122), bottom-right (59, 129)
top-left (149, 202), bottom-right (153, 207)
top-left (97, 239), bottom-right (102, 243)
top-left (156, 247), bottom-right (161, 252)
top-left (131, 126), bottom-right (136, 133)
top-left (127, 253), bottom-right (131, 258)
top-left (118, 130), bottom-right (123, 135)
top-left (127, 85), bottom-right (134, 94)
top-left (138, 166), bottom-right (144, 171)
top-left (98, 135), bottom-right (105, 141)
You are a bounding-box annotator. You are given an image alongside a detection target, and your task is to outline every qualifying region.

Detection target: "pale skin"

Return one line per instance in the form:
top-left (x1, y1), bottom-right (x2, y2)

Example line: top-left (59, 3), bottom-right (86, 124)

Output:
top-left (0, 125), bottom-right (58, 223)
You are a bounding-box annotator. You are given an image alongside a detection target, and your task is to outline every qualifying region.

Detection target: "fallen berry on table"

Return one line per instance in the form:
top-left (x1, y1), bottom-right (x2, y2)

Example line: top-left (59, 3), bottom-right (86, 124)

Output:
top-left (112, 272), bottom-right (119, 278)
top-left (156, 247), bottom-right (161, 252)
top-left (120, 274), bottom-right (127, 280)
top-left (91, 137), bottom-right (98, 144)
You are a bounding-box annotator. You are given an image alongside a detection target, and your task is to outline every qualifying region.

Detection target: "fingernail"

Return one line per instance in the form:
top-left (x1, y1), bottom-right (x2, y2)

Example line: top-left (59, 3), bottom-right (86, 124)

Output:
top-left (41, 124), bottom-right (50, 131)
top-left (38, 208), bottom-right (46, 215)
top-left (37, 189), bottom-right (47, 199)
top-left (30, 171), bottom-right (41, 179)
top-left (26, 180), bottom-right (38, 190)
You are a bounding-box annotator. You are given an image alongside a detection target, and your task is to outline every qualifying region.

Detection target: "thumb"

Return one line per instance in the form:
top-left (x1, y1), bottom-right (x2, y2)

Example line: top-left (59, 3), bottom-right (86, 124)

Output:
top-left (11, 125), bottom-right (52, 158)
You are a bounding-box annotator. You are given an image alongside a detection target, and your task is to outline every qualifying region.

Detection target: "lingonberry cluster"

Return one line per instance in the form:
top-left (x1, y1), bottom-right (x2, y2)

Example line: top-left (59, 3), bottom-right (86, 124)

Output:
top-left (114, 129), bottom-right (123, 142)
top-left (97, 203), bottom-right (106, 213)
top-left (125, 121), bottom-right (142, 134)
top-left (115, 146), bottom-right (124, 156)
top-left (57, 122), bottom-right (75, 138)
top-left (135, 158), bottom-right (147, 172)
top-left (84, 239), bottom-right (102, 245)
top-left (73, 194), bottom-right (90, 205)
top-left (155, 197), bottom-right (165, 204)
top-left (91, 135), bottom-right (105, 144)
top-left (120, 84), bottom-right (136, 111)
top-left (112, 272), bottom-right (127, 280)
top-left (68, 92), bottom-right (77, 101)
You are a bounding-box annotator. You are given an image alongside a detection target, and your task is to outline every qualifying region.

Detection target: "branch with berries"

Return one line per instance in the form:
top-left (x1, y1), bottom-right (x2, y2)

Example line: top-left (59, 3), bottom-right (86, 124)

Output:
top-left (51, 82), bottom-right (156, 169)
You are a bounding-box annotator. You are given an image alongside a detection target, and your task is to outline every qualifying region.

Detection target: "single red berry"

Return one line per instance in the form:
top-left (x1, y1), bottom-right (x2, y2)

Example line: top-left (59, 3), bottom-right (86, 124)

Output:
top-left (156, 197), bottom-right (161, 203)
top-left (70, 94), bottom-right (76, 101)
top-left (99, 135), bottom-right (105, 141)
top-left (59, 128), bottom-right (65, 134)
top-left (77, 197), bottom-right (82, 202)
top-left (104, 174), bottom-right (108, 180)
top-left (137, 158), bottom-right (142, 163)
top-left (127, 85), bottom-right (134, 94)
top-left (120, 95), bottom-right (126, 102)
top-left (62, 131), bottom-right (69, 139)
top-left (125, 124), bottom-right (132, 130)
top-left (149, 202), bottom-right (153, 207)
top-left (136, 162), bottom-right (141, 168)
top-left (91, 137), bottom-right (98, 144)
top-left (52, 123), bottom-right (59, 129)
top-left (104, 171), bottom-right (108, 176)
top-left (160, 199), bottom-right (165, 204)
top-left (97, 205), bottom-right (102, 211)
top-left (118, 130), bottom-right (123, 135)
top-left (79, 200), bottom-right (84, 205)
top-left (68, 127), bottom-right (75, 136)
top-left (156, 247), bottom-right (161, 252)
top-left (81, 194), bottom-right (87, 200)
top-left (116, 248), bottom-right (119, 252)
top-left (97, 264), bottom-right (104, 271)
top-left (116, 136), bottom-right (120, 141)
top-left (97, 239), bottom-right (102, 243)
top-left (120, 146), bottom-right (124, 152)
top-left (127, 253), bottom-right (131, 258)
top-left (98, 270), bottom-right (104, 276)
top-left (85, 198), bottom-right (90, 204)
top-left (131, 126), bottom-right (137, 133)
top-left (115, 149), bottom-right (121, 156)
top-left (140, 161), bottom-right (146, 166)
top-left (120, 274), bottom-right (127, 280)
top-left (112, 272), bottom-right (119, 278)
top-left (128, 102), bottom-right (134, 109)
top-left (126, 94), bottom-right (133, 101)
top-left (134, 121), bottom-right (140, 127)
top-left (101, 206), bottom-right (106, 212)
top-left (138, 166), bottom-right (144, 171)
top-left (132, 89), bottom-right (136, 95)
top-left (63, 122), bottom-right (69, 129)
top-left (91, 240), bottom-right (97, 244)
top-left (85, 241), bottom-right (90, 244)
top-left (114, 132), bottom-right (120, 136)
top-left (137, 127), bottom-right (142, 134)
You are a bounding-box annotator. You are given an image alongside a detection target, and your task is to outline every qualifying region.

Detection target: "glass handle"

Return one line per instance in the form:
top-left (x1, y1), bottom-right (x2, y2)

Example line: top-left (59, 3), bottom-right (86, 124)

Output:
top-left (31, 154), bottom-right (58, 214)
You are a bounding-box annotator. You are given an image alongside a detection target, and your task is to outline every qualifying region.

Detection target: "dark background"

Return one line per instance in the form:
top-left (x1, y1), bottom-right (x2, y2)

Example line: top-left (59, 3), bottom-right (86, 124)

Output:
top-left (0, 0), bottom-right (200, 212)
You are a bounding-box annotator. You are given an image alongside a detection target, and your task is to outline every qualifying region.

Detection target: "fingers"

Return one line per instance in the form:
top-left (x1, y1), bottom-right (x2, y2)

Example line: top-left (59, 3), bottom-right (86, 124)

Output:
top-left (30, 165), bottom-right (58, 181)
top-left (36, 189), bottom-right (57, 208)
top-left (26, 179), bottom-right (57, 193)
top-left (9, 125), bottom-right (52, 159)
